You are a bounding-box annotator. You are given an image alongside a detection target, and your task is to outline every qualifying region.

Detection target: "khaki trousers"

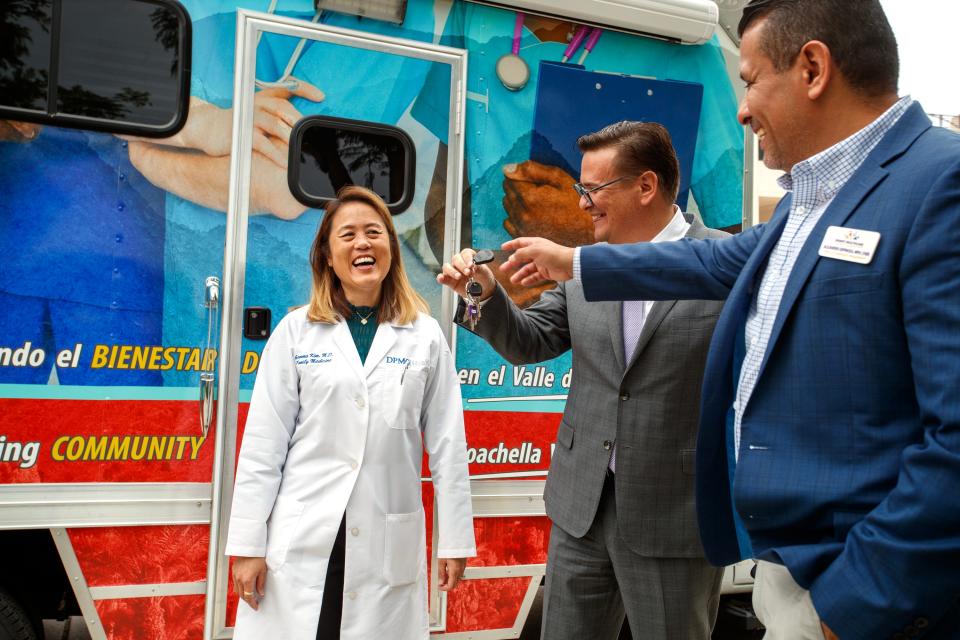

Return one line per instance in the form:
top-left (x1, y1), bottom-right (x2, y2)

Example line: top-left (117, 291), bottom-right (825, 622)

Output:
top-left (753, 560), bottom-right (825, 640)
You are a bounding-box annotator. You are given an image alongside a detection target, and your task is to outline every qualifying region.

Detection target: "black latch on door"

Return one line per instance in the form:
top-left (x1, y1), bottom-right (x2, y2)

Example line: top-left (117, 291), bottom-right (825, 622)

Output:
top-left (244, 307), bottom-right (271, 340)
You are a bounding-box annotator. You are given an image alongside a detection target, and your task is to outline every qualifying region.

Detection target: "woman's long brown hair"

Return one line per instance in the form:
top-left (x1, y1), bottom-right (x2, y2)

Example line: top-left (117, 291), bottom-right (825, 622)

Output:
top-left (306, 185), bottom-right (428, 324)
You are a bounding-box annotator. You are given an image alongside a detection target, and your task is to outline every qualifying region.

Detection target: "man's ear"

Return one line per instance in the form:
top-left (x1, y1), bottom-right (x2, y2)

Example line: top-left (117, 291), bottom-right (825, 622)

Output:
top-left (637, 170), bottom-right (660, 206)
top-left (797, 40), bottom-right (832, 101)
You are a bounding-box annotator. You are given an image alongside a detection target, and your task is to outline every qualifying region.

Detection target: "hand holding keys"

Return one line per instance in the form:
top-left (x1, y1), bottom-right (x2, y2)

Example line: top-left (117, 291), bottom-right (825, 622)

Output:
top-left (464, 250), bottom-right (494, 330)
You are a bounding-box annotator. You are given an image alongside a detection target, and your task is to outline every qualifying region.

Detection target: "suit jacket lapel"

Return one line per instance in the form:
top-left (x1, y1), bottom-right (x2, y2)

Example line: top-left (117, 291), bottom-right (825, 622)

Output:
top-left (754, 164), bottom-right (889, 382)
top-left (719, 200), bottom-right (791, 377)
top-left (625, 299), bottom-right (676, 370)
top-left (606, 300), bottom-right (627, 371)
top-left (622, 214), bottom-right (710, 370)
top-left (753, 103), bottom-right (930, 382)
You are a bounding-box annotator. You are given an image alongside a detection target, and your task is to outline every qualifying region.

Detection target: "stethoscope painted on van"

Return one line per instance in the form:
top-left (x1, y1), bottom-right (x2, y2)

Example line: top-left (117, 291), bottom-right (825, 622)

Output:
top-left (254, 0), bottom-right (323, 91)
top-left (496, 13), bottom-right (603, 92)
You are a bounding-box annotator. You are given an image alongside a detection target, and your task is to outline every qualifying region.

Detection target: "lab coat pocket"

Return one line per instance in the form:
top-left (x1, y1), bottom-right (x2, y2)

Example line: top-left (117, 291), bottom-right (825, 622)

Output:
top-left (387, 368), bottom-right (428, 430)
top-left (265, 496), bottom-right (304, 571)
top-left (383, 510), bottom-right (424, 587)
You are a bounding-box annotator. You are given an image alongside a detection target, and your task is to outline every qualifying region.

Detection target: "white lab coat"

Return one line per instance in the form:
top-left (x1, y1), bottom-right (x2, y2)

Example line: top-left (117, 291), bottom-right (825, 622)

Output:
top-left (225, 308), bottom-right (476, 640)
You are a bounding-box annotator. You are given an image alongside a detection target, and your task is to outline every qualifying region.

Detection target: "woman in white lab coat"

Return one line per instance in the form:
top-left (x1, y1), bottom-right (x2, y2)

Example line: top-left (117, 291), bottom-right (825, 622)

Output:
top-left (225, 186), bottom-right (476, 640)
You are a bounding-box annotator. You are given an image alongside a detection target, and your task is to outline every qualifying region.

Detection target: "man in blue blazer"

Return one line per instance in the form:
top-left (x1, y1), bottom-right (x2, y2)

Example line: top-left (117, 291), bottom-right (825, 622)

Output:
top-left (498, 1), bottom-right (960, 639)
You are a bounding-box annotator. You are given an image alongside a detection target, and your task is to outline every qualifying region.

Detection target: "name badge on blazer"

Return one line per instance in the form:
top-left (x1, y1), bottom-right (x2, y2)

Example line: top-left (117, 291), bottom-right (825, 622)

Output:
top-left (818, 226), bottom-right (880, 264)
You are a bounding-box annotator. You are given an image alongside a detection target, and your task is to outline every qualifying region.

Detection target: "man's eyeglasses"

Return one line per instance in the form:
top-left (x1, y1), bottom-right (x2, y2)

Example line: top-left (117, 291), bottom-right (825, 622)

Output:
top-left (572, 176), bottom-right (628, 206)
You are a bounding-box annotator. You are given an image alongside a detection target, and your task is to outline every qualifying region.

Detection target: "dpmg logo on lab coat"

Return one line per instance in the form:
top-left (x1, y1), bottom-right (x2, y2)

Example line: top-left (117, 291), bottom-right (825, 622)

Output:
top-left (385, 355), bottom-right (429, 367)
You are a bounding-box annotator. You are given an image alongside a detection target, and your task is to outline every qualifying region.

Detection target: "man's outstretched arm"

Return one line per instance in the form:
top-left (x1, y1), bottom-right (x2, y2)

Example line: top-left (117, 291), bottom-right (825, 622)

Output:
top-left (501, 226), bottom-right (763, 302)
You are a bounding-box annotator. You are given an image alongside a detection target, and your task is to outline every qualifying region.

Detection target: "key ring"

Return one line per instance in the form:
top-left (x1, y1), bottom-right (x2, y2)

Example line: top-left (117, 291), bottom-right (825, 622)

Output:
top-left (464, 250), bottom-right (495, 330)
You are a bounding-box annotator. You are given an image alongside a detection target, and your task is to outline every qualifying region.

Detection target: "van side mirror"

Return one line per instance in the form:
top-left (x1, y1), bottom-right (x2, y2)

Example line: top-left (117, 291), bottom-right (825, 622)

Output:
top-left (0, 0), bottom-right (191, 136)
top-left (288, 115), bottom-right (416, 214)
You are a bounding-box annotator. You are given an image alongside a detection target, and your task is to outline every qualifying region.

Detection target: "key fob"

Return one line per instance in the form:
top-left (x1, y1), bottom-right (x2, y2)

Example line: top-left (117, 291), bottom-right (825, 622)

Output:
top-left (466, 281), bottom-right (483, 297)
top-left (473, 249), bottom-right (495, 265)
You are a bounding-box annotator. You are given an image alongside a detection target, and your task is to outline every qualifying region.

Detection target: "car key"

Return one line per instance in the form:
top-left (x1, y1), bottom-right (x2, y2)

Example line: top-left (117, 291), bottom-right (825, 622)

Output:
top-left (473, 249), bottom-right (495, 265)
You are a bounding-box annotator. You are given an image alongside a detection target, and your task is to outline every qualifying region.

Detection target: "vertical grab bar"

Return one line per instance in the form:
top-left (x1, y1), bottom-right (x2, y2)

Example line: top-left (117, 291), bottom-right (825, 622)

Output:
top-left (200, 276), bottom-right (220, 436)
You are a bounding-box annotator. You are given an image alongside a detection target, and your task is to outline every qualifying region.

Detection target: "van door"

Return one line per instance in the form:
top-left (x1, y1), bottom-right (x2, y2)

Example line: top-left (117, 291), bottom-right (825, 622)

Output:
top-left (203, 8), bottom-right (467, 639)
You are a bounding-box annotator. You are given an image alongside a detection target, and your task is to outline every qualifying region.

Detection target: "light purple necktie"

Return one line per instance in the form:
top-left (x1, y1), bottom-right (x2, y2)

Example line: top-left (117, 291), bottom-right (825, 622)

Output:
top-left (611, 300), bottom-right (647, 472)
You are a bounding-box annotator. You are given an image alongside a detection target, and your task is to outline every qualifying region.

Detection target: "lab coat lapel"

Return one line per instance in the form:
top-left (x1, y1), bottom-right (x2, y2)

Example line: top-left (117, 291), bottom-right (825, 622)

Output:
top-left (331, 320), bottom-right (365, 383)
top-left (363, 322), bottom-right (399, 378)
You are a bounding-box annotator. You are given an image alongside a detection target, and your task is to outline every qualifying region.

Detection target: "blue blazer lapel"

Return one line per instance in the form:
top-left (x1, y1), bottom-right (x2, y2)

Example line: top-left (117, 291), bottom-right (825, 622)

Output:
top-left (753, 103), bottom-right (931, 384)
top-left (725, 199), bottom-right (792, 328)
top-left (701, 200), bottom-right (791, 425)
top-left (696, 206), bottom-right (790, 566)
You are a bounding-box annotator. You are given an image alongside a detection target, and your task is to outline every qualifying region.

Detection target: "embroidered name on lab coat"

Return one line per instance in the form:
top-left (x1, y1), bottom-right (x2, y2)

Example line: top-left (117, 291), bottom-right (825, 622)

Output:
top-left (294, 352), bottom-right (333, 365)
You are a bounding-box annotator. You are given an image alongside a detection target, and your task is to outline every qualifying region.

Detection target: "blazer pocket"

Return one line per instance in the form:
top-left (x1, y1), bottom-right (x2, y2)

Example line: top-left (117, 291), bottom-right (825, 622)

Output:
top-left (804, 273), bottom-right (885, 300)
top-left (665, 313), bottom-right (721, 333)
top-left (384, 510), bottom-right (424, 587)
top-left (557, 420), bottom-right (574, 450)
top-left (669, 311), bottom-right (722, 320)
top-left (265, 496), bottom-right (304, 571)
top-left (680, 449), bottom-right (696, 476)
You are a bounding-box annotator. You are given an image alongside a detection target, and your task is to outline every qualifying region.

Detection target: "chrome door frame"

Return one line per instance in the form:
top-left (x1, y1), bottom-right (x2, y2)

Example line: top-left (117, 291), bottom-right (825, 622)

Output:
top-left (204, 10), bottom-right (468, 639)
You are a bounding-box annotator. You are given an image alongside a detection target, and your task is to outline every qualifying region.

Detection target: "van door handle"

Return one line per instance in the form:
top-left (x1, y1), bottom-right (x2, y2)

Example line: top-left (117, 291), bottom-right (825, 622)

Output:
top-left (200, 276), bottom-right (220, 437)
top-left (200, 371), bottom-right (215, 437)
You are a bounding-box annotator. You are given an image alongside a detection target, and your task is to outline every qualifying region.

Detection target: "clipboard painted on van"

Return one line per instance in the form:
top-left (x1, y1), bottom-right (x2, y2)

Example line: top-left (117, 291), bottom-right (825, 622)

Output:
top-left (531, 61), bottom-right (703, 210)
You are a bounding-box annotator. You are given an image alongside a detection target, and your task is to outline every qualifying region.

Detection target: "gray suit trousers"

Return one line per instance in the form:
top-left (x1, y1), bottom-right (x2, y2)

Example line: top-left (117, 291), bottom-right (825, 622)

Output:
top-left (542, 474), bottom-right (722, 640)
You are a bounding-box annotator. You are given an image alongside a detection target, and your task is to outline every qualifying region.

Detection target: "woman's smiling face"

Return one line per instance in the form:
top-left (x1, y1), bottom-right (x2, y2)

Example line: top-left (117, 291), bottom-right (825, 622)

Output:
top-left (326, 201), bottom-right (392, 306)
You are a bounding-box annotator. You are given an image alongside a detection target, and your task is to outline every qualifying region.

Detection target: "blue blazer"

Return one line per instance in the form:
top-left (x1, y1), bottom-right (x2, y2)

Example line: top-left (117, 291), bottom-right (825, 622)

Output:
top-left (579, 103), bottom-right (960, 640)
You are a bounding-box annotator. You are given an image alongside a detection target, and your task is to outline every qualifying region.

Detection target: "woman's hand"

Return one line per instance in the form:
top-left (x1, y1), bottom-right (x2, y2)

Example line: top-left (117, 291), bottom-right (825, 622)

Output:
top-left (438, 557), bottom-right (467, 591)
top-left (232, 556), bottom-right (268, 610)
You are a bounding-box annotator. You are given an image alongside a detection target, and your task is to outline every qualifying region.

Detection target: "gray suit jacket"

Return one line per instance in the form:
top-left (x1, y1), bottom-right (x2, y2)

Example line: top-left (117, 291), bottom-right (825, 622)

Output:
top-left (458, 214), bottom-right (726, 557)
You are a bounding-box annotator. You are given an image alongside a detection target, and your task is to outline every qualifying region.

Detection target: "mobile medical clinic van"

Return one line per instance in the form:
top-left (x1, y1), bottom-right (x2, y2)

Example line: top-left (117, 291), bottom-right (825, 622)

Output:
top-left (0, 0), bottom-right (755, 637)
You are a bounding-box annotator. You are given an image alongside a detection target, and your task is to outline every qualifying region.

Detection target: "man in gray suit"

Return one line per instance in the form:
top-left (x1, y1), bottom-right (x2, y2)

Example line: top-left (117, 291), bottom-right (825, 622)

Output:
top-left (438, 121), bottom-right (726, 639)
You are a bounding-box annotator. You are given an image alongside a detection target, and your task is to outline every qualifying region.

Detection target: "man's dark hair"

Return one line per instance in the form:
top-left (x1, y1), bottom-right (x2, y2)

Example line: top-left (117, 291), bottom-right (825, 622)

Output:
top-left (577, 121), bottom-right (681, 201)
top-left (738, 0), bottom-right (898, 98)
